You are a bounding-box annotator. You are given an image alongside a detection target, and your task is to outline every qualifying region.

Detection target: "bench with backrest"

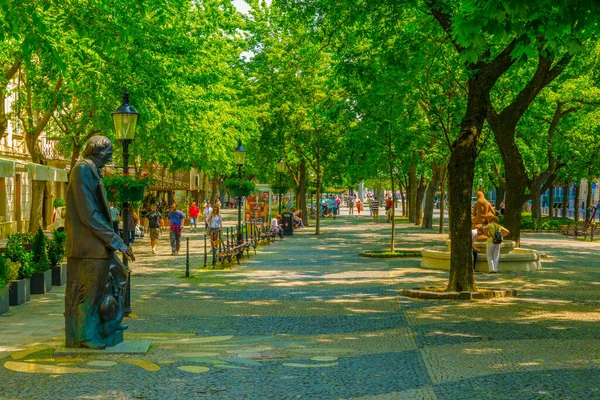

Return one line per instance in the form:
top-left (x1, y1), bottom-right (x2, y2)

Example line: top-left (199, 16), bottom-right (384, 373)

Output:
top-left (563, 221), bottom-right (596, 240)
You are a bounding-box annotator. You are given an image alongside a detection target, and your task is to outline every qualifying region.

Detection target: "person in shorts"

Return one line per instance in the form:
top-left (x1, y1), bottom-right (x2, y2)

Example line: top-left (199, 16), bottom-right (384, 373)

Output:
top-left (204, 202), bottom-right (213, 229)
top-left (207, 206), bottom-right (223, 251)
top-left (146, 204), bottom-right (162, 254)
top-left (189, 201), bottom-right (200, 233)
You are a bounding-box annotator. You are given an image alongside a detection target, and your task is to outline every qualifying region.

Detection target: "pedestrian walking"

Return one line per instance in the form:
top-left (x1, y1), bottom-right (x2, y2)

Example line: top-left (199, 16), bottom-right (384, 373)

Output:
top-left (109, 202), bottom-right (120, 234)
top-left (146, 204), bottom-right (162, 254)
top-left (367, 197), bottom-right (373, 216)
top-left (189, 201), bottom-right (200, 232)
top-left (385, 197), bottom-right (393, 222)
top-left (168, 203), bottom-right (185, 255)
top-left (357, 199), bottom-right (362, 214)
top-left (203, 202), bottom-right (213, 229)
top-left (471, 227), bottom-right (481, 270)
top-left (349, 197), bottom-right (355, 215)
top-left (371, 197), bottom-right (380, 223)
top-left (207, 206), bottom-right (223, 251)
top-left (126, 210), bottom-right (138, 247)
top-left (483, 216), bottom-right (509, 273)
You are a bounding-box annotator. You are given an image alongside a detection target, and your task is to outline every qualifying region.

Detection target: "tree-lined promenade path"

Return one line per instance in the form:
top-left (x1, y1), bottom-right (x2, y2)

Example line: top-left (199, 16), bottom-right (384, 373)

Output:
top-left (1, 212), bottom-right (600, 399)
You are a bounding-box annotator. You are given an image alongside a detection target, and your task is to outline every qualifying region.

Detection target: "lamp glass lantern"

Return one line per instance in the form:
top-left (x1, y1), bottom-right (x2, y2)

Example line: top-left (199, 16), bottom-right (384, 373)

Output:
top-left (112, 91), bottom-right (139, 141)
top-left (276, 159), bottom-right (285, 173)
top-left (233, 140), bottom-right (246, 166)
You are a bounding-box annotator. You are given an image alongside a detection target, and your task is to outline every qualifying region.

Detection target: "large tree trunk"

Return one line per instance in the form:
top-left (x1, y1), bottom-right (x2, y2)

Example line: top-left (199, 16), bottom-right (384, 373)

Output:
top-left (398, 181), bottom-right (406, 217)
top-left (408, 165), bottom-right (417, 223)
top-left (415, 175), bottom-right (427, 226)
top-left (209, 171), bottom-right (220, 205)
top-left (562, 182), bottom-right (569, 218)
top-left (495, 186), bottom-right (505, 210)
top-left (574, 178), bottom-right (581, 222)
top-left (422, 163), bottom-right (441, 229)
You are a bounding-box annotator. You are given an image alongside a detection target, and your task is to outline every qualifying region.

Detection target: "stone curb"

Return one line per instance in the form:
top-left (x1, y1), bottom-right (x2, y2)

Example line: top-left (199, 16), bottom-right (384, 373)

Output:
top-left (358, 251), bottom-right (422, 259)
top-left (401, 287), bottom-right (518, 301)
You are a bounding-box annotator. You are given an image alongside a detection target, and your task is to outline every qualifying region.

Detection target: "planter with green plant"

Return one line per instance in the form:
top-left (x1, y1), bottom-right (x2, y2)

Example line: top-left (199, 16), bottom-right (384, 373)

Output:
top-left (5, 236), bottom-right (33, 304)
top-left (271, 183), bottom-right (292, 195)
top-left (223, 178), bottom-right (256, 198)
top-left (48, 229), bottom-right (67, 286)
top-left (103, 172), bottom-right (155, 202)
top-left (30, 228), bottom-right (52, 294)
top-left (0, 254), bottom-right (8, 315)
top-left (53, 198), bottom-right (66, 208)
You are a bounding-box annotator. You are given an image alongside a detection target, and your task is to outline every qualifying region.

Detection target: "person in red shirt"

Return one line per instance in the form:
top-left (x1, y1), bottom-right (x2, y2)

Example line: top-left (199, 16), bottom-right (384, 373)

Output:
top-left (189, 201), bottom-right (200, 233)
top-left (385, 197), bottom-right (393, 223)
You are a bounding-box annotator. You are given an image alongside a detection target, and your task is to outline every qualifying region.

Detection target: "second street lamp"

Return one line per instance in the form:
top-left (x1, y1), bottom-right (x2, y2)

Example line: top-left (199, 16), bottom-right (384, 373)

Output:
top-left (234, 140), bottom-right (246, 245)
top-left (277, 159), bottom-right (285, 215)
top-left (112, 90), bottom-right (139, 317)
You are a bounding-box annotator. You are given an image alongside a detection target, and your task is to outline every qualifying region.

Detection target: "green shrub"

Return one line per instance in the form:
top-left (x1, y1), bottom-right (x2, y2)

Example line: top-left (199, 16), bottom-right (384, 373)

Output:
top-left (5, 237), bottom-right (34, 279)
top-left (18, 253), bottom-right (34, 280)
top-left (53, 198), bottom-right (66, 208)
top-left (0, 254), bottom-right (7, 290)
top-left (32, 227), bottom-right (50, 273)
top-left (500, 213), bottom-right (573, 231)
top-left (48, 230), bottom-right (67, 267)
top-left (6, 260), bottom-right (20, 281)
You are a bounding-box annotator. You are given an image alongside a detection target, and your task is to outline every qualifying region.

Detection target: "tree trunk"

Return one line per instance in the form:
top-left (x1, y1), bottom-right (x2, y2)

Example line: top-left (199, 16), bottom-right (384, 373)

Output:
top-left (398, 181), bottom-right (406, 217)
top-left (585, 178), bottom-right (593, 223)
top-left (495, 186), bottom-right (505, 210)
top-left (438, 165), bottom-right (447, 234)
top-left (530, 178), bottom-right (542, 230)
top-left (574, 178), bottom-right (581, 222)
top-left (548, 185), bottom-right (554, 217)
top-left (415, 175), bottom-right (427, 226)
top-left (298, 159), bottom-right (307, 227)
top-left (408, 165), bottom-right (417, 223)
top-left (210, 172), bottom-right (219, 205)
top-left (422, 163), bottom-right (441, 229)
top-left (562, 182), bottom-right (569, 218)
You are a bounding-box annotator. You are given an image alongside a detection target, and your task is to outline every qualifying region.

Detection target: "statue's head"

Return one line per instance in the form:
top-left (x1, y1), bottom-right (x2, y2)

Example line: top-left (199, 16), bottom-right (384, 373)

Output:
top-left (82, 136), bottom-right (113, 168)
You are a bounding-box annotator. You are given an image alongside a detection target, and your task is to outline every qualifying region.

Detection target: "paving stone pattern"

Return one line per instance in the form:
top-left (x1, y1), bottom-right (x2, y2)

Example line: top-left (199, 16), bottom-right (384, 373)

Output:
top-left (1, 209), bottom-right (600, 399)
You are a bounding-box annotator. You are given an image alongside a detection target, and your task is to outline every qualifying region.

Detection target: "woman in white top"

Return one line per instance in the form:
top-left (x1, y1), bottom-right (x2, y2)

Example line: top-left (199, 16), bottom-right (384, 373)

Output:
top-left (207, 206), bottom-right (223, 250)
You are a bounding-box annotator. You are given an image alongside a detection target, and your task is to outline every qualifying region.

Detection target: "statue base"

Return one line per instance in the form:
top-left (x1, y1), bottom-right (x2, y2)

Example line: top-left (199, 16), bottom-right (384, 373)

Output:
top-left (54, 340), bottom-right (151, 356)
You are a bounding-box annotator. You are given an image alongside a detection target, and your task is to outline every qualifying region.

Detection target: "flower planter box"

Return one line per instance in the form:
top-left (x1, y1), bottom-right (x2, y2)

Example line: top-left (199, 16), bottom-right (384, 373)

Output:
top-left (9, 279), bottom-right (29, 306)
top-left (106, 186), bottom-right (146, 202)
top-left (0, 286), bottom-right (9, 315)
top-left (52, 264), bottom-right (67, 286)
top-left (228, 188), bottom-right (252, 197)
top-left (30, 270), bottom-right (52, 295)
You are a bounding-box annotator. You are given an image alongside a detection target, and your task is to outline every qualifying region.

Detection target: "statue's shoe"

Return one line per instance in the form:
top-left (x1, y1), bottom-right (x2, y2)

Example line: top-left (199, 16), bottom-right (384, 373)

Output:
top-left (116, 324), bottom-right (129, 331)
top-left (81, 340), bottom-right (106, 350)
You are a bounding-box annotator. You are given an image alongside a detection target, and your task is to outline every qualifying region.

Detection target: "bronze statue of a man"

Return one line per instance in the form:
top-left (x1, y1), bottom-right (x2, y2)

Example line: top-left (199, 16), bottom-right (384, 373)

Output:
top-left (65, 136), bottom-right (134, 349)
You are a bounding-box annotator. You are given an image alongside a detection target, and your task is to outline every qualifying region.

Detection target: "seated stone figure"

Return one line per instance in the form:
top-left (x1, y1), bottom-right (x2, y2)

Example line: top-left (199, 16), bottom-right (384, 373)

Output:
top-left (64, 136), bottom-right (135, 349)
top-left (472, 191), bottom-right (496, 241)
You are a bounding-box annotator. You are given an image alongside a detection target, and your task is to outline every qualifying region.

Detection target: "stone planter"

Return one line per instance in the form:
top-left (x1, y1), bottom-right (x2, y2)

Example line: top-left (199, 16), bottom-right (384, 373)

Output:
top-left (30, 270), bottom-right (52, 294)
top-left (0, 286), bottom-right (9, 315)
top-left (52, 263), bottom-right (67, 286)
top-left (9, 279), bottom-right (29, 306)
top-left (228, 187), bottom-right (252, 197)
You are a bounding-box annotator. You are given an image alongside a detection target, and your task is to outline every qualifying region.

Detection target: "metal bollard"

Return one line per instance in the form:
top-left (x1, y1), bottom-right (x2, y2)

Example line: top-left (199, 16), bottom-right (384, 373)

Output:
top-left (203, 232), bottom-right (207, 269)
top-left (185, 237), bottom-right (190, 277)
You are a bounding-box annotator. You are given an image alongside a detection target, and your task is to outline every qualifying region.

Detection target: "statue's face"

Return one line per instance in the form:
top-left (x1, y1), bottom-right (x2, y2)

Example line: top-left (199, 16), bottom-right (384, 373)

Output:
top-left (95, 144), bottom-right (113, 168)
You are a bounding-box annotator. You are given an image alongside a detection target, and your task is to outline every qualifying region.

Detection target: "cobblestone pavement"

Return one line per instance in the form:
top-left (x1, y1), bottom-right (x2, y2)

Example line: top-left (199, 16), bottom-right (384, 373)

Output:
top-left (1, 209), bottom-right (600, 399)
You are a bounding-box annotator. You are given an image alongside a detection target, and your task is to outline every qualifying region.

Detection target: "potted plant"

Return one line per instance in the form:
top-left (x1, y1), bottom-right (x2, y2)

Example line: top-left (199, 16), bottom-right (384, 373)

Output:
top-left (103, 172), bottom-right (155, 202)
top-left (30, 228), bottom-right (52, 294)
top-left (223, 178), bottom-right (256, 198)
top-left (5, 237), bottom-right (33, 305)
top-left (0, 254), bottom-right (8, 315)
top-left (48, 229), bottom-right (67, 286)
top-left (53, 198), bottom-right (66, 208)
top-left (271, 183), bottom-right (292, 195)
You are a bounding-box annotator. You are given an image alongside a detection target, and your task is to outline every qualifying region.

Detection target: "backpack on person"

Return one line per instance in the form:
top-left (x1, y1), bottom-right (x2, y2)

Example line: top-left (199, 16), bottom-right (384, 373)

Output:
top-left (492, 223), bottom-right (503, 244)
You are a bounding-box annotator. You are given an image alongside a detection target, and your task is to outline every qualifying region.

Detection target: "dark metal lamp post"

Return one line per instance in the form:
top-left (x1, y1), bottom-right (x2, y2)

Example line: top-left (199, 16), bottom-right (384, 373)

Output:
top-left (112, 90), bottom-right (139, 317)
top-left (276, 159), bottom-right (285, 215)
top-left (233, 139), bottom-right (246, 244)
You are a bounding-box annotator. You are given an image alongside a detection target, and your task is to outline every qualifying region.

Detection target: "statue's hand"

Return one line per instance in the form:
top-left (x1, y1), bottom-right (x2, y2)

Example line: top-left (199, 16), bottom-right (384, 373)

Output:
top-left (119, 245), bottom-right (136, 262)
top-left (125, 247), bottom-right (136, 262)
